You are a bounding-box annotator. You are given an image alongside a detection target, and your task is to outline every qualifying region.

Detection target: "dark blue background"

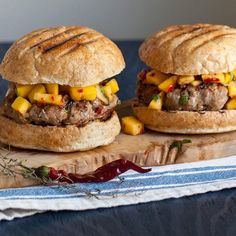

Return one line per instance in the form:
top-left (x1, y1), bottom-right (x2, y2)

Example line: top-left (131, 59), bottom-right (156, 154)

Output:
top-left (1, 42), bottom-right (236, 236)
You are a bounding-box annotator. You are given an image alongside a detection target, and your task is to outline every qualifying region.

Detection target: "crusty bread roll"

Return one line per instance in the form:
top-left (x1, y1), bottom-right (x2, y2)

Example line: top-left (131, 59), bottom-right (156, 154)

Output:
top-left (136, 24), bottom-right (236, 134)
top-left (0, 26), bottom-right (125, 87)
top-left (0, 112), bottom-right (120, 152)
top-left (139, 24), bottom-right (236, 75)
top-left (133, 106), bottom-right (236, 134)
top-left (0, 26), bottom-right (125, 152)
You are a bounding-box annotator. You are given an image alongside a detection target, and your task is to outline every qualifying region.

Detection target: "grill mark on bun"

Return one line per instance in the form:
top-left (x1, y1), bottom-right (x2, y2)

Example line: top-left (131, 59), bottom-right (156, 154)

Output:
top-left (154, 24), bottom-right (211, 42)
top-left (191, 32), bottom-right (236, 53)
top-left (153, 25), bottom-right (188, 40)
top-left (156, 25), bottom-right (211, 48)
top-left (16, 28), bottom-right (51, 45)
top-left (59, 36), bottom-right (103, 57)
top-left (29, 26), bottom-right (79, 49)
top-left (172, 27), bottom-right (223, 55)
top-left (41, 31), bottom-right (91, 54)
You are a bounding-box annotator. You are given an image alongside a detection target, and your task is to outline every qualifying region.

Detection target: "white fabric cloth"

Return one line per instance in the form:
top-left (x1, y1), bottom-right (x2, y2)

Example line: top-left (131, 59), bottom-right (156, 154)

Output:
top-left (1, 156), bottom-right (236, 221)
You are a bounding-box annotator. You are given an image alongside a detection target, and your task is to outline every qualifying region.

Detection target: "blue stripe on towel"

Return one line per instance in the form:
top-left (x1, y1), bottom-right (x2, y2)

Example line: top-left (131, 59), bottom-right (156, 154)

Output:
top-left (1, 165), bottom-right (236, 200)
top-left (125, 165), bottom-right (236, 178)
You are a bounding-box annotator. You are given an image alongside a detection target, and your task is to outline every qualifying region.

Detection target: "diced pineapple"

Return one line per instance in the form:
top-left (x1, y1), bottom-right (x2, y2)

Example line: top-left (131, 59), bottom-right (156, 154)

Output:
top-left (96, 85), bottom-right (108, 104)
top-left (16, 84), bottom-right (34, 98)
top-left (60, 85), bottom-right (70, 93)
top-left (33, 93), bottom-right (64, 106)
top-left (28, 84), bottom-right (46, 103)
top-left (103, 85), bottom-right (113, 101)
top-left (224, 73), bottom-right (233, 84)
top-left (121, 116), bottom-right (144, 136)
top-left (202, 73), bottom-right (225, 84)
top-left (148, 92), bottom-right (164, 110)
top-left (191, 80), bottom-right (202, 87)
top-left (106, 79), bottom-right (119, 93)
top-left (231, 70), bottom-right (236, 80)
top-left (11, 96), bottom-right (32, 114)
top-left (228, 81), bottom-right (236, 98)
top-left (45, 84), bottom-right (59, 95)
top-left (145, 70), bottom-right (169, 86)
top-left (158, 76), bottom-right (177, 93)
top-left (69, 85), bottom-right (97, 101)
top-left (178, 75), bottom-right (195, 85)
top-left (225, 98), bottom-right (236, 109)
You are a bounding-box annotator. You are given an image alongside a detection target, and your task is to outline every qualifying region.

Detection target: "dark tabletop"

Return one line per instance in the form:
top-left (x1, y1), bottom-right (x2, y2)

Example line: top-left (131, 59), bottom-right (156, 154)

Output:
top-left (1, 42), bottom-right (236, 236)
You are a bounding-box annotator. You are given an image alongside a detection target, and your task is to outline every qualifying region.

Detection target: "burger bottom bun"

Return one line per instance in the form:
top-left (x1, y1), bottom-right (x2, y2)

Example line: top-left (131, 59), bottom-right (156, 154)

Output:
top-left (0, 112), bottom-right (120, 152)
top-left (133, 106), bottom-right (236, 134)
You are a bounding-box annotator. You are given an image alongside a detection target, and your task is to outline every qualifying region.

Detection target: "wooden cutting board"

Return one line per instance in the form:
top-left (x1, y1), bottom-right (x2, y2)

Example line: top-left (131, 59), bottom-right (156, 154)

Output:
top-left (1, 100), bottom-right (236, 189)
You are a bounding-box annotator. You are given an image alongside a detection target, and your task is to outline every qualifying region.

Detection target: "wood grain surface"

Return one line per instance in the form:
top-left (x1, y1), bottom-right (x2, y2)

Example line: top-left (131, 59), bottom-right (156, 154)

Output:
top-left (1, 100), bottom-right (236, 188)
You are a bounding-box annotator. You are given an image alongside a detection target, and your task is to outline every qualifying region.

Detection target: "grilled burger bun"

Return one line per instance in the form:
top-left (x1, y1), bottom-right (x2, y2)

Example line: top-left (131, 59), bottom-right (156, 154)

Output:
top-left (0, 26), bottom-right (124, 86)
top-left (0, 26), bottom-right (125, 152)
top-left (134, 24), bottom-right (236, 134)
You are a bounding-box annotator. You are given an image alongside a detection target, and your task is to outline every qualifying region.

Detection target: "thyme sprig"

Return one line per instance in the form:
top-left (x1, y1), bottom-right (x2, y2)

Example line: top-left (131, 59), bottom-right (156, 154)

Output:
top-left (0, 147), bottom-right (65, 185)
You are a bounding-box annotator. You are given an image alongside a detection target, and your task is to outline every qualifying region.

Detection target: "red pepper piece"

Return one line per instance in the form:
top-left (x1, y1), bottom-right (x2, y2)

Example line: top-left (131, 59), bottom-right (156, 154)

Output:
top-left (138, 69), bottom-right (151, 80)
top-left (167, 83), bottom-right (176, 93)
top-left (204, 78), bottom-right (220, 83)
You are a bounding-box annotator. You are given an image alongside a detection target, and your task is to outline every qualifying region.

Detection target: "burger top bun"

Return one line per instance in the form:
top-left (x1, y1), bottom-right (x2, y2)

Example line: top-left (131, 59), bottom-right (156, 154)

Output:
top-left (139, 24), bottom-right (236, 75)
top-left (0, 26), bottom-right (125, 87)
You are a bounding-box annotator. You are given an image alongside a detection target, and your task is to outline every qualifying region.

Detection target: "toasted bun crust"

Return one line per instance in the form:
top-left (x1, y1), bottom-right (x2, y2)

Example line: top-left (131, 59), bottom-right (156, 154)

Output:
top-left (0, 112), bottom-right (120, 152)
top-left (139, 24), bottom-right (236, 75)
top-left (133, 106), bottom-right (236, 134)
top-left (0, 26), bottom-right (125, 86)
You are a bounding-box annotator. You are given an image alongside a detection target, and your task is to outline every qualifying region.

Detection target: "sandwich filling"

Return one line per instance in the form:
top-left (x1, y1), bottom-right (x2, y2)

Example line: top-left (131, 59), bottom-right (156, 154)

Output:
top-left (137, 69), bottom-right (236, 111)
top-left (0, 79), bottom-right (120, 127)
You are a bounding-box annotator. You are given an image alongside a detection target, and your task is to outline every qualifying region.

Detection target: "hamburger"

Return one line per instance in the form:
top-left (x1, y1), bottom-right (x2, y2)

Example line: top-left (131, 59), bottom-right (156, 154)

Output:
top-left (133, 24), bottom-right (236, 134)
top-left (0, 26), bottom-right (125, 152)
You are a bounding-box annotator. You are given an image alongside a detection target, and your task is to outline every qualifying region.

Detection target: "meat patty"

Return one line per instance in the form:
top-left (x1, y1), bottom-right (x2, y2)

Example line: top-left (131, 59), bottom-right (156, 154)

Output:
top-left (0, 85), bottom-right (118, 126)
top-left (137, 81), bottom-right (229, 111)
top-left (164, 84), bottom-right (228, 111)
top-left (137, 81), bottom-right (159, 105)
top-left (64, 97), bottom-right (118, 126)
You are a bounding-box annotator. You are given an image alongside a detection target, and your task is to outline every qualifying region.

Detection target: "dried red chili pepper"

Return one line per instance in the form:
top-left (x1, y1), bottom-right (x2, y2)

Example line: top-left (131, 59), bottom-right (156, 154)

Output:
top-left (34, 159), bottom-right (151, 184)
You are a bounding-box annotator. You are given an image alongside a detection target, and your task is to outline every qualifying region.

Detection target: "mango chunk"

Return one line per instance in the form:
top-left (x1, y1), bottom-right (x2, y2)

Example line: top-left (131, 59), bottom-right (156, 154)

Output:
top-left (121, 116), bottom-right (144, 136)
top-left (106, 79), bottom-right (119, 93)
top-left (103, 85), bottom-right (113, 101)
top-left (69, 85), bottom-right (97, 101)
top-left (46, 84), bottom-right (59, 95)
top-left (191, 80), bottom-right (202, 87)
top-left (96, 85), bottom-right (108, 104)
top-left (202, 73), bottom-right (225, 84)
top-left (33, 93), bottom-right (64, 106)
top-left (158, 76), bottom-right (177, 93)
top-left (16, 84), bottom-right (34, 98)
top-left (145, 70), bottom-right (169, 86)
top-left (28, 84), bottom-right (46, 103)
top-left (11, 96), bottom-right (32, 114)
top-left (178, 75), bottom-right (195, 85)
top-left (148, 92), bottom-right (164, 110)
top-left (231, 70), bottom-right (236, 80)
top-left (228, 81), bottom-right (236, 98)
top-left (224, 73), bottom-right (233, 84)
top-left (225, 98), bottom-right (236, 109)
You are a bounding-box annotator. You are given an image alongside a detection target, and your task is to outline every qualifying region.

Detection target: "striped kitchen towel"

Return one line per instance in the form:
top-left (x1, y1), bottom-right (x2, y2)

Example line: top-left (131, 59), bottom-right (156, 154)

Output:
top-left (1, 155), bottom-right (236, 221)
